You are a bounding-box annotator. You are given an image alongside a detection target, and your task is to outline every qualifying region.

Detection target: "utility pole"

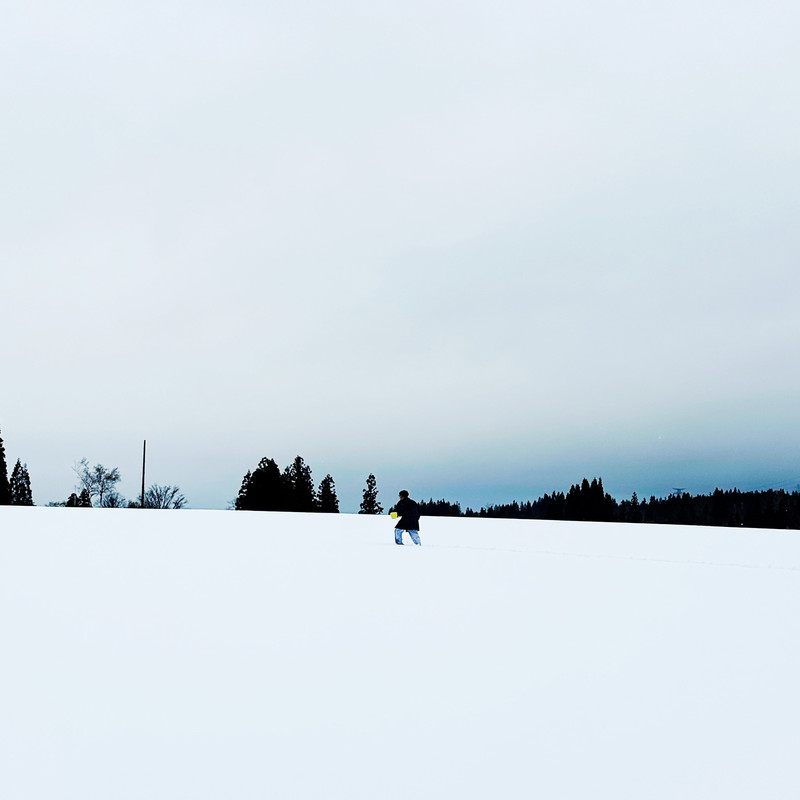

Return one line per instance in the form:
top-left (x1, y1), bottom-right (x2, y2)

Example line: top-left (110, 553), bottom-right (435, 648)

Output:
top-left (141, 440), bottom-right (146, 509)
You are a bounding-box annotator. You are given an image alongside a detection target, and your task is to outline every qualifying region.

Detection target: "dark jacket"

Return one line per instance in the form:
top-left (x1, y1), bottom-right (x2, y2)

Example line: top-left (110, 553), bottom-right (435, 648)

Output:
top-left (394, 497), bottom-right (421, 530)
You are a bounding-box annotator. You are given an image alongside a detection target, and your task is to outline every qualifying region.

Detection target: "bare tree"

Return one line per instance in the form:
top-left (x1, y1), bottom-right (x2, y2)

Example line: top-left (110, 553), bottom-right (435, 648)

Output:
top-left (102, 491), bottom-right (128, 508)
top-left (143, 484), bottom-right (186, 509)
top-left (73, 458), bottom-right (122, 508)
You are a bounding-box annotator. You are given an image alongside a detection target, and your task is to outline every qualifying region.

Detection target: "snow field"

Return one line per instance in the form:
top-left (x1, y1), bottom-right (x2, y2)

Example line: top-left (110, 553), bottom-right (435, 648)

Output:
top-left (1, 507), bottom-right (798, 799)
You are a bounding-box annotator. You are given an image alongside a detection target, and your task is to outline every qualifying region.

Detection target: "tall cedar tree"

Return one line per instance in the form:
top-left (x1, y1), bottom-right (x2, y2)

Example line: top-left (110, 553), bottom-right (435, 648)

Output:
top-left (285, 456), bottom-right (317, 512)
top-left (359, 473), bottom-right (383, 514)
top-left (317, 474), bottom-right (339, 513)
top-left (255, 457), bottom-right (285, 510)
top-left (234, 470), bottom-right (253, 510)
top-left (9, 460), bottom-right (33, 505)
top-left (0, 428), bottom-right (10, 505)
top-left (236, 458), bottom-right (285, 511)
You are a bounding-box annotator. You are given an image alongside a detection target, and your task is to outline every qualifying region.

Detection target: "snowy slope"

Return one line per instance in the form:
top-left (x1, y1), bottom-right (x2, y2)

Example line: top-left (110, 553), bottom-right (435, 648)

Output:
top-left (1, 507), bottom-right (798, 799)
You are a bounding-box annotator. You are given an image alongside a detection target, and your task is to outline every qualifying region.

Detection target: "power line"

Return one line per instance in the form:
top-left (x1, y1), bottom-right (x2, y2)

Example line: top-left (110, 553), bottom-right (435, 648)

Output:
top-left (746, 474), bottom-right (800, 493)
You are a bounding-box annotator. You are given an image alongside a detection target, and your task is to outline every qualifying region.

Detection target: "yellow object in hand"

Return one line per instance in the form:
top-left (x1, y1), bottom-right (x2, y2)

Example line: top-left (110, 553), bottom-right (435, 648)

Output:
top-left (391, 512), bottom-right (398, 519)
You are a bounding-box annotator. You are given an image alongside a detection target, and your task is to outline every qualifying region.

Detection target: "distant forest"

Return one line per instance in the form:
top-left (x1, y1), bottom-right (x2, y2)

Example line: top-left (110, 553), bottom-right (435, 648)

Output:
top-left (419, 477), bottom-right (800, 530)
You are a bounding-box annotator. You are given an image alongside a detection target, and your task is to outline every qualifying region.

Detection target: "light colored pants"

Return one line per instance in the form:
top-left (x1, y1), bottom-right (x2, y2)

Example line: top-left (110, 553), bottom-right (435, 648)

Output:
top-left (395, 529), bottom-right (421, 545)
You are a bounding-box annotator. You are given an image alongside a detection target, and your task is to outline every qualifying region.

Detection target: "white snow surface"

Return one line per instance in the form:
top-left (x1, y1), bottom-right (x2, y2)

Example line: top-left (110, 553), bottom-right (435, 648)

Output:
top-left (1, 507), bottom-right (799, 799)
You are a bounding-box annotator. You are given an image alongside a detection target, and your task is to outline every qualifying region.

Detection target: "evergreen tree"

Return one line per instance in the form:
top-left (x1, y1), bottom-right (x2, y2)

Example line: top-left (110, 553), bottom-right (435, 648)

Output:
top-left (286, 456), bottom-right (317, 512)
top-left (64, 490), bottom-right (91, 507)
top-left (281, 464), bottom-right (294, 507)
top-left (565, 482), bottom-right (583, 519)
top-left (629, 492), bottom-right (641, 522)
top-left (0, 427), bottom-right (10, 505)
top-left (9, 460), bottom-right (33, 505)
top-left (236, 458), bottom-right (286, 511)
top-left (359, 473), bottom-right (383, 514)
top-left (317, 474), bottom-right (339, 513)
top-left (251, 458), bottom-right (285, 511)
top-left (235, 470), bottom-right (253, 510)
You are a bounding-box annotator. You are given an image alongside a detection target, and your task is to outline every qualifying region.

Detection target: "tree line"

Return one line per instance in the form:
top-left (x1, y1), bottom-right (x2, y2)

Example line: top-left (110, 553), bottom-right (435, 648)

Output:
top-left (0, 426), bottom-right (185, 508)
top-left (4, 424), bottom-right (800, 527)
top-left (0, 426), bottom-right (380, 513)
top-left (234, 455), bottom-right (384, 515)
top-left (444, 477), bottom-right (800, 530)
top-left (56, 459), bottom-right (187, 508)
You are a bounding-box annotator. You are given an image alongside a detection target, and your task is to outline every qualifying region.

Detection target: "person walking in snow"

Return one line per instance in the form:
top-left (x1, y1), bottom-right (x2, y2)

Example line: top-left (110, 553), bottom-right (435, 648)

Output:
top-left (393, 490), bottom-right (421, 546)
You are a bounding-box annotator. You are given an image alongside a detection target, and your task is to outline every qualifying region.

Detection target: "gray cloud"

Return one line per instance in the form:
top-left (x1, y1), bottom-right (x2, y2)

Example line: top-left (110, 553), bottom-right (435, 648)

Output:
top-left (2, 0), bottom-right (798, 509)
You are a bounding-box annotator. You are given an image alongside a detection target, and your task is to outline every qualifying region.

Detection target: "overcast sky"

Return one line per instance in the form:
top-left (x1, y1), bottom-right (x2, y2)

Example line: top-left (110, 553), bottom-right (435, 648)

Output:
top-left (2, 0), bottom-right (798, 511)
